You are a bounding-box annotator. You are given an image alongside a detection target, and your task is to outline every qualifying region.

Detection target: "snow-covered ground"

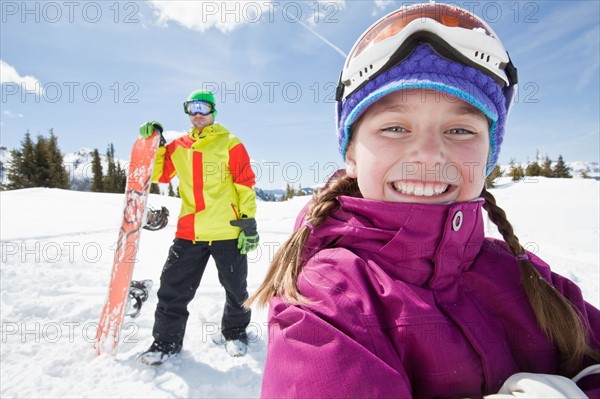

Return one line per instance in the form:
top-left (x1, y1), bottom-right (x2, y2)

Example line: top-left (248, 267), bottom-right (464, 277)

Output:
top-left (1, 178), bottom-right (598, 398)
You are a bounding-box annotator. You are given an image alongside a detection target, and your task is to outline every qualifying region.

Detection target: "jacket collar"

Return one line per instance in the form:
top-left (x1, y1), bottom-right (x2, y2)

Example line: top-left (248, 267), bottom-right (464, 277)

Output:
top-left (307, 196), bottom-right (486, 288)
top-left (190, 123), bottom-right (229, 139)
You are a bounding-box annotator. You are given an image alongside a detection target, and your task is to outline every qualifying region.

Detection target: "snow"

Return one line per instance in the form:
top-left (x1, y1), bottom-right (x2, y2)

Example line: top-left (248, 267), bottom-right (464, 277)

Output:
top-left (1, 178), bottom-right (599, 398)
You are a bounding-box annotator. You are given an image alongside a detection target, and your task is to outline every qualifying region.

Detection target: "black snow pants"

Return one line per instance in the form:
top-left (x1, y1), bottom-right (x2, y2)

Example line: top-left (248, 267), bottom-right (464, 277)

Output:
top-left (152, 238), bottom-right (251, 347)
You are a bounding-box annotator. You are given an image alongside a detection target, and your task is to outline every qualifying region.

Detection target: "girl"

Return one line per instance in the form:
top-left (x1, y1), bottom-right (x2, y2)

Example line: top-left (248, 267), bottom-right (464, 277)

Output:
top-left (249, 3), bottom-right (600, 398)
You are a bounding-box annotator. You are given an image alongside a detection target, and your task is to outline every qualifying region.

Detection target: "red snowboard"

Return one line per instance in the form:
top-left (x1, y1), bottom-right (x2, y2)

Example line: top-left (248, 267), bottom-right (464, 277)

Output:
top-left (95, 131), bottom-right (161, 356)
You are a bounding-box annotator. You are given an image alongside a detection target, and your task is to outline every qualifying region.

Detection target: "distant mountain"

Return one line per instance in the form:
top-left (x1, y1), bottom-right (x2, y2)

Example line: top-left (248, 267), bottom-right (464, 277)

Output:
top-left (498, 160), bottom-right (599, 178)
top-left (255, 187), bottom-right (316, 202)
top-left (1, 145), bottom-right (598, 190)
top-left (568, 161), bottom-right (600, 178)
top-left (63, 148), bottom-right (127, 191)
top-left (62, 148), bottom-right (96, 191)
top-left (255, 187), bottom-right (282, 202)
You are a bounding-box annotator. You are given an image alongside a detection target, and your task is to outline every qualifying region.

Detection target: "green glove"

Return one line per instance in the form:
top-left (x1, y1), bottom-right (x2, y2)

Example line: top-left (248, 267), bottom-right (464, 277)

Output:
top-left (230, 218), bottom-right (259, 254)
top-left (139, 121), bottom-right (163, 138)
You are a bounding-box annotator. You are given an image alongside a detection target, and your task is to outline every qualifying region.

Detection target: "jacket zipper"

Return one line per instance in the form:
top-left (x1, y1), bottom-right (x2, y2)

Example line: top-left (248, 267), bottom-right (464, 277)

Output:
top-left (230, 203), bottom-right (240, 220)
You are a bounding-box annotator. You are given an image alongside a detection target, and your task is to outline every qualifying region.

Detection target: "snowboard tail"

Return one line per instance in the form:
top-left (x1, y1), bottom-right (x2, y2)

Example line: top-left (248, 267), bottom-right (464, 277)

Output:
top-left (95, 132), bottom-right (161, 356)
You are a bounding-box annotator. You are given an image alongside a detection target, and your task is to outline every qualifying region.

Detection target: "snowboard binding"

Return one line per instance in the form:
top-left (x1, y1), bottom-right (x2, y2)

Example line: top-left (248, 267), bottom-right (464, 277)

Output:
top-left (143, 206), bottom-right (169, 231)
top-left (125, 279), bottom-right (153, 318)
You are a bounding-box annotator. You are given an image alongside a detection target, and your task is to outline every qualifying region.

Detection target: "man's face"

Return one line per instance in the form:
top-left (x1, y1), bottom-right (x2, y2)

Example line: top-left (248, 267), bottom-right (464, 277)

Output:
top-left (190, 112), bottom-right (214, 132)
top-left (185, 100), bottom-right (215, 132)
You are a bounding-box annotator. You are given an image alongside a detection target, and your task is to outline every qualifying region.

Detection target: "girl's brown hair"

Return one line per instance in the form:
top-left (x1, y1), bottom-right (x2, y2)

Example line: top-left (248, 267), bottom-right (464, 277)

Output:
top-left (246, 172), bottom-right (359, 306)
top-left (480, 188), bottom-right (599, 374)
top-left (247, 173), bottom-right (599, 375)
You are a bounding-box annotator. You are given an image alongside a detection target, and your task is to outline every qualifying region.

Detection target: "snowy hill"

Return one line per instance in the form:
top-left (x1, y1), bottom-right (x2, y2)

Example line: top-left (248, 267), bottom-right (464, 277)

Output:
top-left (1, 178), bottom-right (599, 398)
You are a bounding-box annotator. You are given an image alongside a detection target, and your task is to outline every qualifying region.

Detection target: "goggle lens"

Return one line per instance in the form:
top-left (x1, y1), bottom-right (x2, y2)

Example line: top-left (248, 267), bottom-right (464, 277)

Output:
top-left (185, 100), bottom-right (214, 116)
top-left (349, 4), bottom-right (493, 62)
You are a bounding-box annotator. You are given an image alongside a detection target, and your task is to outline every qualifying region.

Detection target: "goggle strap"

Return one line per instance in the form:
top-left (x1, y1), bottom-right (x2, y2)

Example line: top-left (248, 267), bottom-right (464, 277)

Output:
top-left (504, 53), bottom-right (518, 85)
top-left (340, 33), bottom-right (514, 102)
top-left (335, 71), bottom-right (345, 102)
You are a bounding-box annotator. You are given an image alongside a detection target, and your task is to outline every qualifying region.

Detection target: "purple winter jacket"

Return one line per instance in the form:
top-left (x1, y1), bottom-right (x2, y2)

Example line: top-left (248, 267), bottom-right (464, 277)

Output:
top-left (261, 196), bottom-right (600, 398)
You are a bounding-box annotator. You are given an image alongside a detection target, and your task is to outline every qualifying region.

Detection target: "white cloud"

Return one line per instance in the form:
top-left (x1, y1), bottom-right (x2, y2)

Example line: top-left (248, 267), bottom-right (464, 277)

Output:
top-left (374, 0), bottom-right (394, 10)
top-left (2, 110), bottom-right (24, 118)
top-left (576, 59), bottom-right (600, 93)
top-left (575, 25), bottom-right (600, 92)
top-left (0, 60), bottom-right (43, 95)
top-left (511, 3), bottom-right (597, 56)
top-left (305, 0), bottom-right (346, 27)
top-left (316, 0), bottom-right (346, 12)
top-left (148, 0), bottom-right (271, 33)
top-left (373, 0), bottom-right (395, 15)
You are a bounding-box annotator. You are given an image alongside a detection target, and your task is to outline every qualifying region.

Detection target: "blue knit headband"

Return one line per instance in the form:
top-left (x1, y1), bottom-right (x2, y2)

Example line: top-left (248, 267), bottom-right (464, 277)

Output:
top-left (337, 44), bottom-right (507, 176)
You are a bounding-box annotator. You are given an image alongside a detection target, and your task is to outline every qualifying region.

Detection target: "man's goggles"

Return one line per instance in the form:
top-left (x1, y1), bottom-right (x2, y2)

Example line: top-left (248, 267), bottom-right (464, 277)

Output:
top-left (336, 3), bottom-right (518, 103)
top-left (183, 100), bottom-right (215, 116)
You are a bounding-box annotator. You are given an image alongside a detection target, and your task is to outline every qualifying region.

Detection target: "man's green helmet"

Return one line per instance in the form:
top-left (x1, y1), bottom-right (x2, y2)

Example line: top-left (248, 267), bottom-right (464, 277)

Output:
top-left (183, 90), bottom-right (217, 118)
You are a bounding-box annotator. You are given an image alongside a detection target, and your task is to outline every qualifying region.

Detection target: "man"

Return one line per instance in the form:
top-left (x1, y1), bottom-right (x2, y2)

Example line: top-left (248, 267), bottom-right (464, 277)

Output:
top-left (138, 90), bottom-right (259, 365)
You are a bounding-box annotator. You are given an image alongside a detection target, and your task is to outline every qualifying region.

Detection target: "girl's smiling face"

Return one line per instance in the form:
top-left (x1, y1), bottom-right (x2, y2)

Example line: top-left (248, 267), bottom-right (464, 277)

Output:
top-left (345, 89), bottom-right (490, 204)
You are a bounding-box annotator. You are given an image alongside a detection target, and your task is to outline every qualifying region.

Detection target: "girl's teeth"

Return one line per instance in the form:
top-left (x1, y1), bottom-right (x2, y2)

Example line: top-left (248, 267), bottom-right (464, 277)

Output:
top-left (393, 182), bottom-right (448, 197)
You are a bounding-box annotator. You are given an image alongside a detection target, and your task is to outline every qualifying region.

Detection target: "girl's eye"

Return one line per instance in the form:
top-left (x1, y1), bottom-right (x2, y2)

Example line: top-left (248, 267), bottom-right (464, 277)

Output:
top-left (380, 126), bottom-right (407, 134)
top-left (446, 128), bottom-right (475, 135)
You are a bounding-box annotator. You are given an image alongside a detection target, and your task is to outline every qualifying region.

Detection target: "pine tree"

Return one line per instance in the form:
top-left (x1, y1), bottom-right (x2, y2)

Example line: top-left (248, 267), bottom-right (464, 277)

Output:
top-left (103, 144), bottom-right (115, 192)
top-left (281, 183), bottom-right (295, 201)
top-left (115, 162), bottom-right (127, 192)
top-left (295, 184), bottom-right (306, 196)
top-left (103, 143), bottom-right (124, 193)
top-left (508, 159), bottom-right (524, 181)
top-left (485, 165), bottom-right (503, 188)
top-left (46, 130), bottom-right (70, 189)
top-left (7, 130), bottom-right (70, 189)
top-left (0, 164), bottom-right (5, 190)
top-left (580, 168), bottom-right (591, 179)
top-left (525, 152), bottom-right (541, 177)
top-left (90, 149), bottom-right (104, 192)
top-left (525, 161), bottom-right (541, 176)
top-left (7, 132), bottom-right (36, 189)
top-left (150, 183), bottom-right (160, 194)
top-left (33, 135), bottom-right (52, 186)
top-left (168, 182), bottom-right (176, 197)
top-left (553, 155), bottom-right (572, 178)
top-left (540, 155), bottom-right (554, 177)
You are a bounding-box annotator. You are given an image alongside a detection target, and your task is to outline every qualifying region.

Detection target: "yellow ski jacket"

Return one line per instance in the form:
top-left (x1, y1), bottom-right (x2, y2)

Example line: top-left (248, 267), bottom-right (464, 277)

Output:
top-left (152, 124), bottom-right (257, 242)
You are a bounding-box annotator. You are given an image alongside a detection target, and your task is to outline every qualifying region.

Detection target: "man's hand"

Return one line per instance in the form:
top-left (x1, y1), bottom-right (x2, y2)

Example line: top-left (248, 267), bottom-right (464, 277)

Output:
top-left (230, 218), bottom-right (259, 254)
top-left (139, 121), bottom-right (164, 141)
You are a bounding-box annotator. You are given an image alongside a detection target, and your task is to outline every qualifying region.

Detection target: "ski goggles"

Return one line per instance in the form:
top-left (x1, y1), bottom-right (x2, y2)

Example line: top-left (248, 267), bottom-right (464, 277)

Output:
top-left (335, 3), bottom-right (518, 105)
top-left (183, 100), bottom-right (215, 116)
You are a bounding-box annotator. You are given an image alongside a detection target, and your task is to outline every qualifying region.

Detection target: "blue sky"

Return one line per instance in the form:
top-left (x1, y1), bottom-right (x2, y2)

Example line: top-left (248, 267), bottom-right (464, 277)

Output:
top-left (1, 0), bottom-right (599, 189)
